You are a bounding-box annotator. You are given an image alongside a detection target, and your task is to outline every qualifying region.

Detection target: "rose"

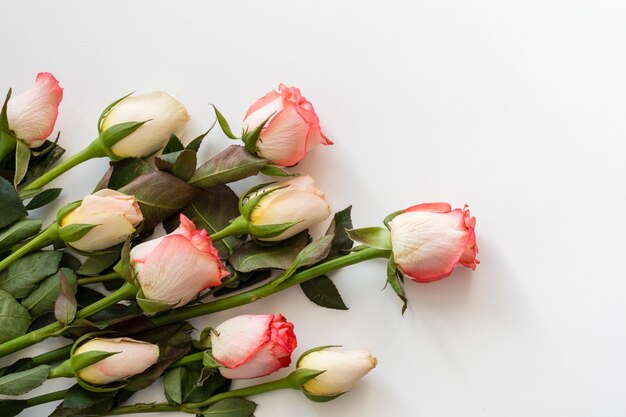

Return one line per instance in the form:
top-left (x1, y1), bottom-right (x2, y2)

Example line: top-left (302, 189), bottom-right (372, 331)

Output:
top-left (211, 314), bottom-right (297, 379)
top-left (250, 175), bottom-right (331, 241)
top-left (297, 347), bottom-right (377, 396)
top-left (243, 84), bottom-right (332, 166)
top-left (74, 337), bottom-right (159, 385)
top-left (130, 214), bottom-right (229, 308)
top-left (61, 189), bottom-right (143, 252)
top-left (388, 203), bottom-right (478, 283)
top-left (101, 91), bottom-right (190, 158)
top-left (7, 72), bottom-right (63, 147)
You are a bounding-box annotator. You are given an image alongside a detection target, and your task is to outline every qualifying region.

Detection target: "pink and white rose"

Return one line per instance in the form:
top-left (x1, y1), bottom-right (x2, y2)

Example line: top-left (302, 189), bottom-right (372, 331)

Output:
top-left (61, 189), bottom-right (143, 252)
top-left (130, 214), bottom-right (229, 307)
top-left (7, 72), bottom-right (63, 147)
top-left (211, 314), bottom-right (297, 379)
top-left (250, 175), bottom-right (331, 242)
top-left (389, 203), bottom-right (478, 283)
top-left (74, 337), bottom-right (159, 385)
top-left (243, 84), bottom-right (332, 167)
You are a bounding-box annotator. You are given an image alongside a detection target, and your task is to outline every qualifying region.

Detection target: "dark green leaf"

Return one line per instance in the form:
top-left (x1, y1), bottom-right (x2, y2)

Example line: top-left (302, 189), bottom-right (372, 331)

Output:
top-left (0, 250), bottom-right (62, 297)
top-left (324, 206), bottom-right (354, 262)
top-left (347, 227), bottom-right (391, 250)
top-left (60, 252), bottom-right (82, 270)
top-left (119, 171), bottom-right (200, 231)
top-left (0, 219), bottom-right (42, 250)
top-left (164, 365), bottom-right (230, 405)
top-left (186, 126), bottom-right (213, 152)
top-left (164, 185), bottom-right (244, 258)
top-left (55, 271), bottom-right (77, 326)
top-left (229, 231), bottom-right (309, 272)
top-left (0, 364), bottom-right (50, 395)
top-left (78, 252), bottom-right (120, 276)
top-left (0, 289), bottom-right (31, 342)
top-left (155, 149), bottom-right (197, 182)
top-left (24, 187), bottom-right (62, 210)
top-left (211, 105), bottom-right (238, 139)
top-left (163, 134), bottom-right (185, 154)
top-left (0, 176), bottom-right (26, 228)
top-left (0, 399), bottom-right (27, 417)
top-left (50, 384), bottom-right (117, 417)
top-left (295, 235), bottom-right (334, 268)
top-left (106, 158), bottom-right (156, 190)
top-left (300, 276), bottom-right (348, 310)
top-left (188, 145), bottom-right (268, 189)
top-left (22, 268), bottom-right (77, 318)
top-left (201, 398), bottom-right (257, 417)
top-left (22, 142), bottom-right (65, 185)
top-left (13, 140), bottom-right (30, 186)
top-left (0, 357), bottom-right (34, 377)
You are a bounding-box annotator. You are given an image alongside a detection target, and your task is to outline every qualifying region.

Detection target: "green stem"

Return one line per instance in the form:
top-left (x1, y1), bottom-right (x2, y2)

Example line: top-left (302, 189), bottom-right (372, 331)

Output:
top-left (153, 247), bottom-right (389, 326)
top-left (77, 271), bottom-right (121, 286)
top-left (24, 389), bottom-right (67, 407)
top-left (209, 215), bottom-right (249, 242)
top-left (0, 222), bottom-right (59, 272)
top-left (48, 358), bottom-right (73, 378)
top-left (22, 140), bottom-right (105, 192)
top-left (169, 351), bottom-right (204, 368)
top-left (105, 375), bottom-right (296, 415)
top-left (0, 282), bottom-right (137, 359)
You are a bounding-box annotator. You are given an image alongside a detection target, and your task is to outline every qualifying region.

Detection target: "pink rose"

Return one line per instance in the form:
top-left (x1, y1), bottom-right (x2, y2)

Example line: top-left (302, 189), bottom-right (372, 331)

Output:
top-left (7, 72), bottom-right (63, 147)
top-left (130, 214), bottom-right (229, 308)
top-left (211, 314), bottom-right (297, 379)
top-left (243, 84), bottom-right (332, 166)
top-left (389, 203), bottom-right (478, 283)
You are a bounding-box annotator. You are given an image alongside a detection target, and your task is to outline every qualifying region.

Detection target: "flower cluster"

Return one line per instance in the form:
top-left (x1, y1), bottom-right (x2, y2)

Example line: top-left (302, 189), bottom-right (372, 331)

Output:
top-left (0, 74), bottom-right (479, 416)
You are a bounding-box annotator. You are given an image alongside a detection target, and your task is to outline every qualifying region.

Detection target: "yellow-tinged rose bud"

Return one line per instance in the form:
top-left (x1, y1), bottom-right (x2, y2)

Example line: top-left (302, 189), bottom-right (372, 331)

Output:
top-left (101, 91), bottom-right (190, 158)
top-left (297, 347), bottom-right (377, 396)
top-left (74, 337), bottom-right (159, 385)
top-left (61, 189), bottom-right (143, 252)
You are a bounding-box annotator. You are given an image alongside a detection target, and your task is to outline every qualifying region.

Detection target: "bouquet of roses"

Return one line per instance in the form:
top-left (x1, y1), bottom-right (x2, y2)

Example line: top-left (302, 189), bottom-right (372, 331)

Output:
top-left (0, 73), bottom-right (479, 416)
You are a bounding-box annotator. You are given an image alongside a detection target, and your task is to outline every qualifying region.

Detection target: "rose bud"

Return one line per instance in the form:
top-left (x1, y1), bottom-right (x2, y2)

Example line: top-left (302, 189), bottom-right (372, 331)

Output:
top-left (243, 84), bottom-right (332, 167)
top-left (211, 314), bottom-right (297, 379)
top-left (61, 189), bottom-right (143, 252)
top-left (7, 72), bottom-right (63, 148)
top-left (250, 175), bottom-right (331, 241)
top-left (297, 347), bottom-right (377, 396)
top-left (74, 337), bottom-right (159, 385)
top-left (101, 91), bottom-right (190, 158)
top-left (130, 214), bottom-right (229, 308)
top-left (388, 203), bottom-right (478, 283)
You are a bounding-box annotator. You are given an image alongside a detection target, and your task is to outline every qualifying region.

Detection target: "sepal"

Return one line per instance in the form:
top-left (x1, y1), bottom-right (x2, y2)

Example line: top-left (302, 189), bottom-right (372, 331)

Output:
top-left (346, 227), bottom-right (391, 250)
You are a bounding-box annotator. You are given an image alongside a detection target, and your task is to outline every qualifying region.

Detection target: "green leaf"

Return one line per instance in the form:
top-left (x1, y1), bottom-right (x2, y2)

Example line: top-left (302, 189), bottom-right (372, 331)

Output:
top-left (105, 158), bottom-right (156, 190)
top-left (201, 398), bottom-right (257, 417)
top-left (0, 399), bottom-right (27, 417)
top-left (295, 235), bottom-right (334, 268)
top-left (13, 140), bottom-right (30, 186)
top-left (0, 89), bottom-right (11, 130)
top-left (188, 145), bottom-right (268, 190)
top-left (0, 364), bottom-right (50, 395)
top-left (0, 250), bottom-right (62, 297)
top-left (50, 384), bottom-right (117, 417)
top-left (0, 176), bottom-right (26, 228)
top-left (59, 223), bottom-right (97, 243)
top-left (259, 165), bottom-right (296, 177)
top-left (229, 231), bottom-right (309, 272)
top-left (347, 227), bottom-right (392, 250)
top-left (24, 187), bottom-right (62, 210)
top-left (164, 365), bottom-right (230, 406)
top-left (78, 251), bottom-right (120, 276)
top-left (300, 276), bottom-right (348, 310)
top-left (155, 149), bottom-right (197, 182)
top-left (55, 270), bottom-right (78, 326)
top-left (22, 142), bottom-right (65, 185)
top-left (386, 256), bottom-right (407, 314)
top-left (119, 171), bottom-right (201, 231)
top-left (163, 367), bottom-right (184, 404)
top-left (211, 105), bottom-right (238, 139)
top-left (0, 290), bottom-right (31, 342)
top-left (0, 219), bottom-right (42, 251)
top-left (186, 124), bottom-right (214, 152)
top-left (324, 206), bottom-right (354, 262)
top-left (162, 134), bottom-right (185, 154)
top-left (164, 185), bottom-right (244, 258)
top-left (22, 268), bottom-right (77, 318)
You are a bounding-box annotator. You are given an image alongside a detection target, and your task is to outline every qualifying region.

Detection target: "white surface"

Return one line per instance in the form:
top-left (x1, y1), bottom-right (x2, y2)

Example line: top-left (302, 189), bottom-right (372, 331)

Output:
top-left (2, 1), bottom-right (626, 416)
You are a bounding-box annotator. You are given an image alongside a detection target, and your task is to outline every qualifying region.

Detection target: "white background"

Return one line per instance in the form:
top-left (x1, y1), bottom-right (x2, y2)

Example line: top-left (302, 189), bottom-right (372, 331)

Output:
top-left (1, 1), bottom-right (626, 416)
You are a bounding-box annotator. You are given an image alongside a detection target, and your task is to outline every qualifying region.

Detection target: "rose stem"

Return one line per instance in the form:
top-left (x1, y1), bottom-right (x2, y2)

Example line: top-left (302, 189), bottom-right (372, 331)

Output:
top-left (0, 223), bottom-right (59, 272)
top-left (77, 271), bottom-right (121, 286)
